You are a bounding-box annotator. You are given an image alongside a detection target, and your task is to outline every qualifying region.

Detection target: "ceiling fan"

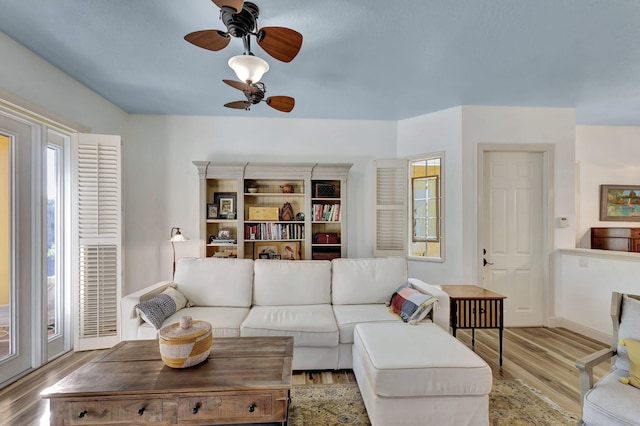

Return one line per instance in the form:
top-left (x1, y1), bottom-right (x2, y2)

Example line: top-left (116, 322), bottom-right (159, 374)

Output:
top-left (223, 79), bottom-right (295, 113)
top-left (184, 0), bottom-right (303, 63)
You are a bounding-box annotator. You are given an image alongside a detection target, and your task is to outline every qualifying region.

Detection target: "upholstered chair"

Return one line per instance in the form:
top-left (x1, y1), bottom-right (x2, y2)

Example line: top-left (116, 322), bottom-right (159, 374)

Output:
top-left (575, 292), bottom-right (640, 425)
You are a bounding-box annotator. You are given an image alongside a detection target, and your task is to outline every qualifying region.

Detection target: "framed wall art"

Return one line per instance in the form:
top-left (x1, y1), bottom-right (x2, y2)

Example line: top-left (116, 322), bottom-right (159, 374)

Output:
top-left (600, 184), bottom-right (640, 221)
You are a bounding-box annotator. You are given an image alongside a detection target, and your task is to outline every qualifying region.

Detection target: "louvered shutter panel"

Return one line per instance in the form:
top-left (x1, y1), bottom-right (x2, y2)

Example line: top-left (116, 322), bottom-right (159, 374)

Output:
top-left (72, 134), bottom-right (121, 351)
top-left (374, 159), bottom-right (408, 257)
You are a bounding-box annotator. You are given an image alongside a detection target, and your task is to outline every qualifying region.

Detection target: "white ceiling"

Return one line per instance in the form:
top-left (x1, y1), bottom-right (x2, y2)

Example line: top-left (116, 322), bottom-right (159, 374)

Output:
top-left (1, 0), bottom-right (639, 124)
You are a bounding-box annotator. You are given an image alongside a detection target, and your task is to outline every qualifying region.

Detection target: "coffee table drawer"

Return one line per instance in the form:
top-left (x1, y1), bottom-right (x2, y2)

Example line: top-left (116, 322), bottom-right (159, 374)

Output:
top-left (63, 398), bottom-right (163, 424)
top-left (177, 391), bottom-right (286, 423)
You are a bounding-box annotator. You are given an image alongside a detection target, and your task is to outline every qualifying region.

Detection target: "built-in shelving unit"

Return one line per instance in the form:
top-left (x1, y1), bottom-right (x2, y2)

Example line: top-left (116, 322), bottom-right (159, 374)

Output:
top-left (194, 162), bottom-right (352, 260)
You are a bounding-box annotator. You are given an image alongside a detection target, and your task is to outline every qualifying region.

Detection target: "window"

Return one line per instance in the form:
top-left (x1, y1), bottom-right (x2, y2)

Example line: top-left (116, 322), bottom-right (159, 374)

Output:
top-left (409, 155), bottom-right (443, 260)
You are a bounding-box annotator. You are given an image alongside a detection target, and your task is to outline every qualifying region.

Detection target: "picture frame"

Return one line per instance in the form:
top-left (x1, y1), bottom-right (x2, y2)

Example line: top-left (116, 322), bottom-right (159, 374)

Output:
top-left (207, 203), bottom-right (218, 219)
top-left (600, 184), bottom-right (640, 221)
top-left (271, 254), bottom-right (282, 260)
top-left (279, 242), bottom-right (301, 260)
top-left (254, 242), bottom-right (278, 259)
top-left (217, 229), bottom-right (231, 240)
top-left (213, 192), bottom-right (236, 218)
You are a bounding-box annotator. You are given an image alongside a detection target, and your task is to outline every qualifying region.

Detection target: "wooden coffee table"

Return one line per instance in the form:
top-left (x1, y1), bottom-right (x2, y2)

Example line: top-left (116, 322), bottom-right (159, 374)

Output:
top-left (41, 336), bottom-right (293, 425)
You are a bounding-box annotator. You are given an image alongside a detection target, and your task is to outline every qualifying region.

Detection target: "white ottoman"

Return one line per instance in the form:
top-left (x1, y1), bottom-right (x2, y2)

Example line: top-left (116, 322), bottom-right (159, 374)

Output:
top-left (353, 322), bottom-right (493, 426)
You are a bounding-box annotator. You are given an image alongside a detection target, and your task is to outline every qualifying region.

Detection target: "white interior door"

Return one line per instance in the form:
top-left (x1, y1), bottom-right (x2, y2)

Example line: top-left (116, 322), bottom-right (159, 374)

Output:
top-left (483, 151), bottom-right (544, 326)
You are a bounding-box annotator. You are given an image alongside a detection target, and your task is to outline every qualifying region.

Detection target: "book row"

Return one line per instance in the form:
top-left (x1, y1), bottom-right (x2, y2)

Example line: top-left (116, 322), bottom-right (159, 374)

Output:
top-left (245, 223), bottom-right (305, 241)
top-left (312, 203), bottom-right (341, 222)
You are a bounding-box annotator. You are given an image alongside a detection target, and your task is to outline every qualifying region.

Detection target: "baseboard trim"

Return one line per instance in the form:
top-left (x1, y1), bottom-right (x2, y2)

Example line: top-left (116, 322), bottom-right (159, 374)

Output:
top-left (547, 317), bottom-right (611, 344)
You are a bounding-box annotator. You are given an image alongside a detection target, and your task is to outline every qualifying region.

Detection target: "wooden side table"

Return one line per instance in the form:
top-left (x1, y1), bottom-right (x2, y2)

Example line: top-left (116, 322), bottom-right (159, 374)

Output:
top-left (440, 285), bottom-right (507, 366)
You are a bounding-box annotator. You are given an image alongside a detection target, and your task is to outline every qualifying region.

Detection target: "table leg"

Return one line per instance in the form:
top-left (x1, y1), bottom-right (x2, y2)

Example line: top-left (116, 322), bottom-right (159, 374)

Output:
top-left (499, 327), bottom-right (503, 366)
top-left (471, 328), bottom-right (475, 347)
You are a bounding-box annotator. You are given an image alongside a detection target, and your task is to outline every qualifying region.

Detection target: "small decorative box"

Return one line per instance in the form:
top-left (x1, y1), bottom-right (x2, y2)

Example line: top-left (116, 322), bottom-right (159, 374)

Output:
top-left (158, 316), bottom-right (212, 368)
top-left (249, 206), bottom-right (280, 221)
top-left (315, 183), bottom-right (336, 198)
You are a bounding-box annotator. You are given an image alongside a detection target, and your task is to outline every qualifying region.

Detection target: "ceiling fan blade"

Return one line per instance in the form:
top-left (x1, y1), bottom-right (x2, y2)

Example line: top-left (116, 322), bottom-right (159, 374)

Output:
top-left (266, 96), bottom-right (295, 113)
top-left (224, 100), bottom-right (251, 110)
top-left (222, 79), bottom-right (261, 94)
top-left (212, 0), bottom-right (244, 13)
top-left (184, 30), bottom-right (230, 51)
top-left (257, 27), bottom-right (303, 63)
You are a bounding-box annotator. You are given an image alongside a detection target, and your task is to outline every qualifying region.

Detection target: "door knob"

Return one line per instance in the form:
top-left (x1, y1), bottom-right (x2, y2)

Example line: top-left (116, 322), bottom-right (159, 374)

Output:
top-left (483, 258), bottom-right (494, 266)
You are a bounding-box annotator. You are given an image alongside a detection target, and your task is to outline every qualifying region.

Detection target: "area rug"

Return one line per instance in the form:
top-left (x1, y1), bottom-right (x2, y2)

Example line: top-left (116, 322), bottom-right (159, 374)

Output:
top-left (288, 379), bottom-right (578, 425)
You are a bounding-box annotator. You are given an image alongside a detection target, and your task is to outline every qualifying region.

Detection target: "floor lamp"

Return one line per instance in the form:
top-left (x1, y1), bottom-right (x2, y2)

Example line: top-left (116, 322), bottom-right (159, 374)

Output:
top-left (170, 227), bottom-right (189, 278)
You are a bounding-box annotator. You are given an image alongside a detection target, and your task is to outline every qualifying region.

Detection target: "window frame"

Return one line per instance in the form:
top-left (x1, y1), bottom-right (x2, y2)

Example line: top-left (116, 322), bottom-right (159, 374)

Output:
top-left (407, 152), bottom-right (445, 262)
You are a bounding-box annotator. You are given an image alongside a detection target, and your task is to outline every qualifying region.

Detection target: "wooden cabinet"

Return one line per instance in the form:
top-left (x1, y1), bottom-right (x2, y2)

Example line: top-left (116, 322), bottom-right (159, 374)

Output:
top-left (194, 162), bottom-right (352, 260)
top-left (591, 227), bottom-right (640, 252)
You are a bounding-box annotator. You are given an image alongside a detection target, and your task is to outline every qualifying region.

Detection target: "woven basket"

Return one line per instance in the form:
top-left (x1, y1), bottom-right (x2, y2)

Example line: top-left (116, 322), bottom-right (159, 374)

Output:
top-left (158, 316), bottom-right (212, 368)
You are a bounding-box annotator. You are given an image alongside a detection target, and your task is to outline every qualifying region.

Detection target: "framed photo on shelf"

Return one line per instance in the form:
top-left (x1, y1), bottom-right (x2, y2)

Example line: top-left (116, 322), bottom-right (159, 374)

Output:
top-left (271, 254), bottom-right (282, 260)
top-left (254, 242), bottom-right (278, 259)
top-left (217, 229), bottom-right (231, 240)
top-left (214, 192), bottom-right (236, 218)
top-left (207, 203), bottom-right (218, 219)
top-left (279, 242), bottom-right (301, 260)
top-left (600, 184), bottom-right (640, 221)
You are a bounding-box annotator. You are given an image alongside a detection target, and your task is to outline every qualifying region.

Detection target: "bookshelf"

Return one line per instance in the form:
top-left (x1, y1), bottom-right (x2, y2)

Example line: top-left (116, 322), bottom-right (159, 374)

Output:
top-left (194, 162), bottom-right (352, 260)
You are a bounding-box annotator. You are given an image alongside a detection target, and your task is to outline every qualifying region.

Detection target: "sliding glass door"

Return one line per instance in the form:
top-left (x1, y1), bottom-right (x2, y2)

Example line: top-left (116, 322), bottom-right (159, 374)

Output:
top-left (0, 111), bottom-right (71, 387)
top-left (0, 113), bottom-right (36, 385)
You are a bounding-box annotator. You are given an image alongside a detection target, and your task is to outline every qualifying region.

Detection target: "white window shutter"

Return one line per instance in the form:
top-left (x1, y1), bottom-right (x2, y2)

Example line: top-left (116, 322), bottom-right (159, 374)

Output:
top-left (374, 159), bottom-right (408, 257)
top-left (72, 133), bottom-right (121, 351)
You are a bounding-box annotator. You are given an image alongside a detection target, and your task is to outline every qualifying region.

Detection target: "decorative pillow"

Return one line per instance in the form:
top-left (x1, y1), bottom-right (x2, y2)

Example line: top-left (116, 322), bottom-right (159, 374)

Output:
top-left (135, 286), bottom-right (189, 329)
top-left (386, 284), bottom-right (438, 325)
top-left (619, 338), bottom-right (640, 389)
top-left (616, 294), bottom-right (640, 371)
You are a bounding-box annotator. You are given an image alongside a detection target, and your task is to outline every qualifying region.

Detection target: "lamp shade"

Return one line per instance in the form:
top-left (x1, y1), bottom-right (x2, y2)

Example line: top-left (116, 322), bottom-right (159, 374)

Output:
top-left (170, 227), bottom-right (189, 242)
top-left (228, 54), bottom-right (269, 83)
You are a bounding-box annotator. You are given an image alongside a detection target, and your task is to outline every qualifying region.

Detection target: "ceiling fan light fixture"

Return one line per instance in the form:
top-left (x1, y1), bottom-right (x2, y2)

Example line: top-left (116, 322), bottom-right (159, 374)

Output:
top-left (228, 54), bottom-right (269, 84)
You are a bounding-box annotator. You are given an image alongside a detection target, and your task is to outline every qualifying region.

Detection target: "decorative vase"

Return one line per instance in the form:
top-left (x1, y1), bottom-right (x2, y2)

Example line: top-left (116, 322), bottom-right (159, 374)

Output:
top-left (280, 184), bottom-right (294, 193)
top-left (158, 316), bottom-right (212, 368)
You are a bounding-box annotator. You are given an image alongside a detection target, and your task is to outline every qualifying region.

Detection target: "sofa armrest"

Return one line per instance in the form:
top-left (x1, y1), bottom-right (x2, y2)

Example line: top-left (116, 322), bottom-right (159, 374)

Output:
top-left (408, 278), bottom-right (450, 331)
top-left (120, 281), bottom-right (173, 341)
top-left (575, 348), bottom-right (615, 403)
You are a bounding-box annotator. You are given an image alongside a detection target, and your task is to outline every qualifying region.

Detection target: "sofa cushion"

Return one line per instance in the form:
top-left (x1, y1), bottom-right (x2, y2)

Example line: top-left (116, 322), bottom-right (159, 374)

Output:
top-left (332, 257), bottom-right (408, 305)
top-left (173, 258), bottom-right (254, 307)
top-left (332, 304), bottom-right (400, 344)
top-left (134, 286), bottom-right (189, 329)
top-left (253, 260), bottom-right (331, 306)
top-left (353, 322), bottom-right (492, 398)
top-left (387, 284), bottom-right (437, 324)
top-left (137, 306), bottom-right (249, 339)
top-left (616, 295), bottom-right (640, 372)
top-left (241, 304), bottom-right (339, 347)
top-left (583, 369), bottom-right (640, 426)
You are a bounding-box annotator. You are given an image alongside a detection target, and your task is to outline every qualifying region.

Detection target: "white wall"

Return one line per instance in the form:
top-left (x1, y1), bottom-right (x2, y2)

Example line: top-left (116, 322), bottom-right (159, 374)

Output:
top-left (397, 106), bottom-right (463, 284)
top-left (555, 249), bottom-right (640, 342)
top-left (552, 126), bottom-right (640, 342)
top-left (397, 106), bottom-right (576, 291)
top-left (575, 125), bottom-right (640, 247)
top-left (0, 32), bottom-right (126, 134)
top-left (123, 115), bottom-right (397, 294)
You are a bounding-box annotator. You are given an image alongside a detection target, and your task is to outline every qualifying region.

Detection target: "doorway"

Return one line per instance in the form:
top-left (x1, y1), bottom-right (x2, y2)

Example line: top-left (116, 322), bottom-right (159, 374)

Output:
top-left (478, 145), bottom-right (553, 327)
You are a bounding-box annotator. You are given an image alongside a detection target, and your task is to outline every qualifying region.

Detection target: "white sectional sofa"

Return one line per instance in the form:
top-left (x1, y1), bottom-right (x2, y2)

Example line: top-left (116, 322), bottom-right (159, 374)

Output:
top-left (121, 256), bottom-right (451, 370)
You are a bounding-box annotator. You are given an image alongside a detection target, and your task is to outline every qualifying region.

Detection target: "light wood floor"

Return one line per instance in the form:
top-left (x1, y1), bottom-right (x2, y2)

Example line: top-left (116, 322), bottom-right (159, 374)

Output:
top-left (0, 327), bottom-right (608, 425)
